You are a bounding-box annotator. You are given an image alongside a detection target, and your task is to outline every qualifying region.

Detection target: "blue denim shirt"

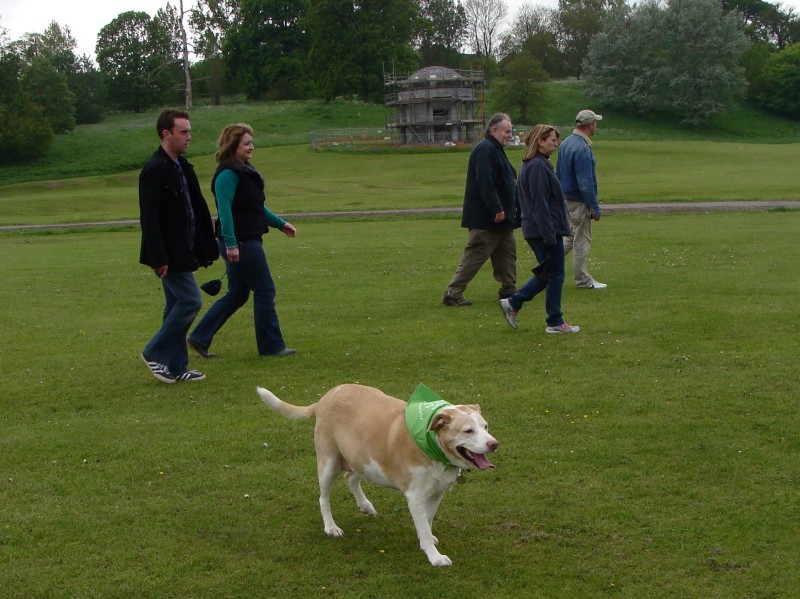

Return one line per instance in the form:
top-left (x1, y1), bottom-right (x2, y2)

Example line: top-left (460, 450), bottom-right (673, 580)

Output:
top-left (556, 132), bottom-right (600, 217)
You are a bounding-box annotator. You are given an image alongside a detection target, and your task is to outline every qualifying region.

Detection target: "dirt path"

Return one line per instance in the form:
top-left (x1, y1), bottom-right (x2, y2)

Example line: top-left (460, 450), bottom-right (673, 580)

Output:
top-left (2, 200), bottom-right (798, 232)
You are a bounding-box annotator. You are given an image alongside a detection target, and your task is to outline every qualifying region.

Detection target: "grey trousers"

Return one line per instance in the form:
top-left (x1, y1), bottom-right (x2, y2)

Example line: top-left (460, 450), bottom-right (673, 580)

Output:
top-left (446, 228), bottom-right (517, 299)
top-left (563, 200), bottom-right (595, 287)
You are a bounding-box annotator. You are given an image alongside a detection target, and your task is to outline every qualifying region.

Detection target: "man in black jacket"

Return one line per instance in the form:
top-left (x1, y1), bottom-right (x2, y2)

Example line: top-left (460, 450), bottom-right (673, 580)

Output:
top-left (443, 113), bottom-right (519, 307)
top-left (139, 109), bottom-right (218, 383)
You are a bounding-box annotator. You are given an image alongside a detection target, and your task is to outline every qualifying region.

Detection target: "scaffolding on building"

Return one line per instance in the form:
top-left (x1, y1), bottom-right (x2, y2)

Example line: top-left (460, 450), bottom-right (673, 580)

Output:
top-left (384, 66), bottom-right (485, 146)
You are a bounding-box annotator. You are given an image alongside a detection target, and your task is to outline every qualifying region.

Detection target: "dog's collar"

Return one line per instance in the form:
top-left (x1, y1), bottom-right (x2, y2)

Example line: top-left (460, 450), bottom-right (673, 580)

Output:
top-left (405, 383), bottom-right (454, 467)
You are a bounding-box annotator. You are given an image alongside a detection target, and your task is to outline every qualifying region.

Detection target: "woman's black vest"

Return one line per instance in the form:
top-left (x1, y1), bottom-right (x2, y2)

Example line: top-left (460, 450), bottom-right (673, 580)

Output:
top-left (212, 162), bottom-right (269, 242)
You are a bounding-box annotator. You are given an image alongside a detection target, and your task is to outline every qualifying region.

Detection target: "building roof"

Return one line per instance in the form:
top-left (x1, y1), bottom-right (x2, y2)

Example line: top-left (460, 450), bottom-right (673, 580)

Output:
top-left (408, 66), bottom-right (462, 82)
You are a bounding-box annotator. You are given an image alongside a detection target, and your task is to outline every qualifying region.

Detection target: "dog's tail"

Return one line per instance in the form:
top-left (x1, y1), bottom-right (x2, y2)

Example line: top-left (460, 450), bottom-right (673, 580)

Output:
top-left (257, 387), bottom-right (317, 420)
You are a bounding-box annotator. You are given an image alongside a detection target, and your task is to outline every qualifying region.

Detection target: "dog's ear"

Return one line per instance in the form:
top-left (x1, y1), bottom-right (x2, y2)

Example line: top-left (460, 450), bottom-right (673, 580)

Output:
top-left (463, 404), bottom-right (481, 413)
top-left (429, 411), bottom-right (452, 432)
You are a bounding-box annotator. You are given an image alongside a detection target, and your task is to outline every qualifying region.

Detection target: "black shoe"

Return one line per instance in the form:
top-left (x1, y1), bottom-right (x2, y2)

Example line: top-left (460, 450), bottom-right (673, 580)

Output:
top-left (261, 348), bottom-right (298, 357)
top-left (443, 294), bottom-right (472, 307)
top-left (187, 339), bottom-right (216, 358)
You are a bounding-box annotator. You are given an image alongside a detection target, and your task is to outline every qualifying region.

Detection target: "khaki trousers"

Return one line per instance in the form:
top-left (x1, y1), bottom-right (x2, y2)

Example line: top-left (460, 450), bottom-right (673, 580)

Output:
top-left (446, 229), bottom-right (517, 299)
top-left (563, 200), bottom-right (594, 287)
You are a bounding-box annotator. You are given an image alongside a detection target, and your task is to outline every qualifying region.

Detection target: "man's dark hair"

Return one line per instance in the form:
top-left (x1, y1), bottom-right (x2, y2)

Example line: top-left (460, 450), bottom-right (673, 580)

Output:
top-left (156, 109), bottom-right (190, 139)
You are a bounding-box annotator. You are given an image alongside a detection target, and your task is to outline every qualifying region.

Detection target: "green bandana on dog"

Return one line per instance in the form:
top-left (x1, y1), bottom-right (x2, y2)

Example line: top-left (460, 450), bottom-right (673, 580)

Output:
top-left (405, 383), bottom-right (453, 466)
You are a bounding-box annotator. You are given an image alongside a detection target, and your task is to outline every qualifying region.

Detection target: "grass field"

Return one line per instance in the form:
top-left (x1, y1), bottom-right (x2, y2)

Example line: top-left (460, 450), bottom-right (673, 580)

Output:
top-left (2, 140), bottom-right (799, 227)
top-left (2, 210), bottom-right (799, 598)
top-left (1, 84), bottom-right (799, 597)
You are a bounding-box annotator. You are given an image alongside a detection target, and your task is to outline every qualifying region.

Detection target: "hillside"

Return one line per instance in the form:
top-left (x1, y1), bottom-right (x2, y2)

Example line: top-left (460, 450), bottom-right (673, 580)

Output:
top-left (2, 81), bottom-right (799, 188)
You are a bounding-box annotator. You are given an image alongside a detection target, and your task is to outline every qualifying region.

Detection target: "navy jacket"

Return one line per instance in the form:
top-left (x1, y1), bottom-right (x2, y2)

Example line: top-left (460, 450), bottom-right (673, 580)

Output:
top-left (460, 135), bottom-right (519, 231)
top-left (139, 147), bottom-right (218, 272)
top-left (518, 154), bottom-right (571, 245)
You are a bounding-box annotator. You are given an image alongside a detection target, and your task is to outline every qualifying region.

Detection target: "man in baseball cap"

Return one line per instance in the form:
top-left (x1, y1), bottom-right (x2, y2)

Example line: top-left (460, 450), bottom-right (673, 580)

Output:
top-left (556, 109), bottom-right (607, 289)
top-left (575, 109), bottom-right (603, 126)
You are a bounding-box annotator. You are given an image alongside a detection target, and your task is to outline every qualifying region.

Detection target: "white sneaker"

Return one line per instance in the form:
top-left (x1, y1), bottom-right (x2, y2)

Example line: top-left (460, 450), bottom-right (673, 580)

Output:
top-left (498, 298), bottom-right (518, 329)
top-left (546, 322), bottom-right (581, 334)
top-left (588, 281), bottom-right (607, 289)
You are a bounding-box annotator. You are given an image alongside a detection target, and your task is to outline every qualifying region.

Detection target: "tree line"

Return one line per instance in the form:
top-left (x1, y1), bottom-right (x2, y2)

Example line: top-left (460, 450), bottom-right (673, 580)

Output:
top-left (1, 0), bottom-right (799, 163)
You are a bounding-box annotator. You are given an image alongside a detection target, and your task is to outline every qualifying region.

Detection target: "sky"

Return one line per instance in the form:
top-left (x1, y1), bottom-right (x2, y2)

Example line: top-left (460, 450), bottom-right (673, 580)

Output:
top-left (2, 0), bottom-right (799, 60)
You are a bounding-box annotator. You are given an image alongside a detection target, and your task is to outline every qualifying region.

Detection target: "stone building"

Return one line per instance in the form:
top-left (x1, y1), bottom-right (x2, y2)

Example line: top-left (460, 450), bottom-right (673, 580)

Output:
top-left (385, 66), bottom-right (484, 145)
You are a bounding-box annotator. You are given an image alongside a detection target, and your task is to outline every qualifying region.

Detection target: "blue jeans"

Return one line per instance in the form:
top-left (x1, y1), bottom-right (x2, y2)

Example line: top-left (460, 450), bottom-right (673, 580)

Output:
top-left (143, 271), bottom-right (202, 375)
top-left (190, 238), bottom-right (286, 355)
top-left (507, 237), bottom-right (566, 327)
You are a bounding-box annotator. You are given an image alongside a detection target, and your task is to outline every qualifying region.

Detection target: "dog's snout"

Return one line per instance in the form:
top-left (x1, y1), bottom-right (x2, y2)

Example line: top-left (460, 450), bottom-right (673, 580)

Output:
top-left (487, 438), bottom-right (499, 452)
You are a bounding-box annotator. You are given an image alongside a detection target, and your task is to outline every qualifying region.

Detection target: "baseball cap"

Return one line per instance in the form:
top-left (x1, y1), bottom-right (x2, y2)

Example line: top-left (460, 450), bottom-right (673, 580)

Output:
top-left (575, 110), bottom-right (603, 126)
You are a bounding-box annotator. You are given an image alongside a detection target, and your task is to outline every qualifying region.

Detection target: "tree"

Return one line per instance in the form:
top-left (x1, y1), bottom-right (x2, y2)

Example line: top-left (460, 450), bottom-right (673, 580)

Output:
top-left (154, 1), bottom-right (193, 108)
top-left (583, 0), bottom-right (749, 125)
top-left (494, 52), bottom-right (549, 124)
top-left (223, 0), bottom-right (310, 100)
top-left (416, 0), bottom-right (468, 67)
top-left (556, 0), bottom-right (624, 78)
top-left (756, 42), bottom-right (800, 118)
top-left (500, 4), bottom-right (567, 78)
top-left (189, 0), bottom-right (240, 104)
top-left (96, 11), bottom-right (178, 112)
top-left (0, 45), bottom-right (54, 162)
top-left (22, 57), bottom-right (76, 133)
top-left (722, 0), bottom-right (800, 49)
top-left (8, 22), bottom-right (79, 132)
top-left (307, 0), bottom-right (419, 102)
top-left (71, 55), bottom-right (104, 124)
top-left (23, 22), bottom-right (79, 75)
top-left (463, 0), bottom-right (508, 59)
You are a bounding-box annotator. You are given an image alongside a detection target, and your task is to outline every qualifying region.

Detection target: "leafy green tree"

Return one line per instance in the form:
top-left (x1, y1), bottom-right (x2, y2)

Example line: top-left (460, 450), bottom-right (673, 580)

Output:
top-left (96, 11), bottom-right (178, 112)
top-left (223, 0), bottom-right (310, 100)
top-left (584, 0), bottom-right (749, 125)
top-left (22, 22), bottom-right (78, 74)
top-left (307, 0), bottom-right (418, 102)
top-left (22, 57), bottom-right (76, 133)
top-left (494, 51), bottom-right (549, 125)
top-left (740, 40), bottom-right (772, 99)
top-left (500, 4), bottom-right (567, 78)
top-left (556, 0), bottom-right (624, 78)
top-left (722, 0), bottom-right (800, 49)
top-left (416, 0), bottom-right (468, 67)
top-left (0, 46), bottom-right (54, 162)
top-left (9, 22), bottom-right (92, 128)
top-left (189, 0), bottom-right (240, 104)
top-left (756, 42), bottom-right (800, 118)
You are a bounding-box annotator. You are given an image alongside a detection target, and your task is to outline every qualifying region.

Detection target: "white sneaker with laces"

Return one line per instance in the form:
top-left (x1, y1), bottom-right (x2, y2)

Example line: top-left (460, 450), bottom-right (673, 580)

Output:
top-left (498, 298), bottom-right (518, 329)
top-left (545, 322), bottom-right (581, 334)
top-left (589, 281), bottom-right (607, 289)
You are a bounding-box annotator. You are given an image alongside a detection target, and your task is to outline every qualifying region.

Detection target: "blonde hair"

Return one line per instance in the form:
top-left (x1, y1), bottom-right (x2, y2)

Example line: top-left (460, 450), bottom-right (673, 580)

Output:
top-left (521, 124), bottom-right (560, 161)
top-left (215, 123), bottom-right (254, 164)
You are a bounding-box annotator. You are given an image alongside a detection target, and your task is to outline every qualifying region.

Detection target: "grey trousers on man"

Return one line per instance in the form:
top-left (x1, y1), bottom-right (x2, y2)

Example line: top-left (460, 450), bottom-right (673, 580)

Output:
top-left (446, 228), bottom-right (517, 300)
top-left (563, 200), bottom-right (595, 287)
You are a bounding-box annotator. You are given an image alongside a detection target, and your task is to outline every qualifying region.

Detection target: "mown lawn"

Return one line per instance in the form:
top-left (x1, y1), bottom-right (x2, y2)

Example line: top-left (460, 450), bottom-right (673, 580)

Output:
top-left (1, 210), bottom-right (798, 598)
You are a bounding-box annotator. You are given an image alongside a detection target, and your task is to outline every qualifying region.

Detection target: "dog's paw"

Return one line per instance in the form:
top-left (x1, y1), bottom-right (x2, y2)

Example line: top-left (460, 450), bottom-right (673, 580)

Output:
top-left (324, 525), bottom-right (344, 538)
top-left (428, 553), bottom-right (452, 567)
top-left (358, 501), bottom-right (377, 517)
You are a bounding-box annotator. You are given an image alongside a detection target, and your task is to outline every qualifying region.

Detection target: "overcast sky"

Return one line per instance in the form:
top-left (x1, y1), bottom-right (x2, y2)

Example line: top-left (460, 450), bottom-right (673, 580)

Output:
top-left (2, 0), bottom-right (798, 60)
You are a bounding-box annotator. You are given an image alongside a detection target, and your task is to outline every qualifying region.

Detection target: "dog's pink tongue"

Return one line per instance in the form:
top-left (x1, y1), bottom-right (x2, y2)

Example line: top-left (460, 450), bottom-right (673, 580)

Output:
top-left (472, 453), bottom-right (494, 470)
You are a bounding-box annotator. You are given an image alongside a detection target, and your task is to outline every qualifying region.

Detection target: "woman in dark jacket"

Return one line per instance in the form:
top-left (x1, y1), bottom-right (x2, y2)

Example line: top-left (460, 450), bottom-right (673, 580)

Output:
top-left (498, 124), bottom-right (580, 334)
top-left (188, 123), bottom-right (298, 357)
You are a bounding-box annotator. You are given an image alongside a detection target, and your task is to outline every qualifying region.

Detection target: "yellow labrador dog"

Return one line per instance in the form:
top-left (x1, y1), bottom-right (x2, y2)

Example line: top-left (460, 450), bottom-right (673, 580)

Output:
top-left (257, 383), bottom-right (498, 567)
